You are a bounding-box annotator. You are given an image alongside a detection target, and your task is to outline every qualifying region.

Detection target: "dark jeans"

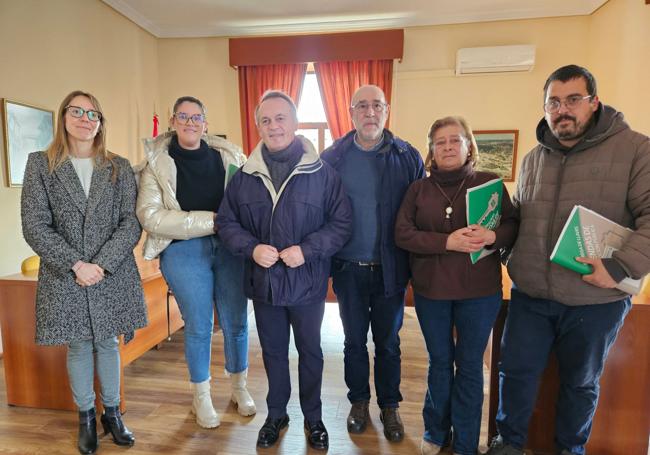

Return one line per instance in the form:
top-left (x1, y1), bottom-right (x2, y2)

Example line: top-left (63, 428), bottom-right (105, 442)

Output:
top-left (331, 259), bottom-right (405, 408)
top-left (496, 289), bottom-right (631, 455)
top-left (253, 300), bottom-right (325, 423)
top-left (415, 292), bottom-right (502, 455)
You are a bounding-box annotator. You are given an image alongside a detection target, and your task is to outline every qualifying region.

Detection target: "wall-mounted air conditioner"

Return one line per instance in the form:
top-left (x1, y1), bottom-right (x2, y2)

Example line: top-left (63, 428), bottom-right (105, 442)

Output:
top-left (455, 45), bottom-right (536, 75)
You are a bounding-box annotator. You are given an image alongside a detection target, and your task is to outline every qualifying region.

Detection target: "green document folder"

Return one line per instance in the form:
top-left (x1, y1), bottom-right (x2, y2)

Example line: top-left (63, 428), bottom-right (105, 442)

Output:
top-left (465, 178), bottom-right (503, 264)
top-left (550, 205), bottom-right (643, 295)
top-left (226, 163), bottom-right (239, 184)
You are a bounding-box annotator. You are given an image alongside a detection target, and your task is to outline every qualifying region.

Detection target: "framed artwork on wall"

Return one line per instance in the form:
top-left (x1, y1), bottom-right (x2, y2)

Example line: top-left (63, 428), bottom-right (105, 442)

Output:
top-left (473, 129), bottom-right (519, 182)
top-left (2, 99), bottom-right (55, 187)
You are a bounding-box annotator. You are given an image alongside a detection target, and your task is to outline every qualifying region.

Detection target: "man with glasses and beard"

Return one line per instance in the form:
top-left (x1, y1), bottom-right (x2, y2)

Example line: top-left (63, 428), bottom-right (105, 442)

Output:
top-left (487, 65), bottom-right (650, 455)
top-left (321, 85), bottom-right (425, 443)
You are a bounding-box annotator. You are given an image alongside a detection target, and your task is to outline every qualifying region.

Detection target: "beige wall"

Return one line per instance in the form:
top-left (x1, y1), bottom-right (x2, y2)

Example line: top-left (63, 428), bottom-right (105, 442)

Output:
top-left (588, 0), bottom-right (650, 134)
top-left (0, 0), bottom-right (648, 278)
top-left (0, 0), bottom-right (158, 276)
top-left (157, 38), bottom-right (242, 144)
top-left (392, 16), bottom-right (591, 194)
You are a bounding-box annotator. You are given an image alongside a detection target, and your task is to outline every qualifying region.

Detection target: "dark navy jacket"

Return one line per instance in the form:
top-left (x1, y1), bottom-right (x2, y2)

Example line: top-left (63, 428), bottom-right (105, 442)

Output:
top-left (321, 129), bottom-right (425, 297)
top-left (218, 137), bottom-right (352, 306)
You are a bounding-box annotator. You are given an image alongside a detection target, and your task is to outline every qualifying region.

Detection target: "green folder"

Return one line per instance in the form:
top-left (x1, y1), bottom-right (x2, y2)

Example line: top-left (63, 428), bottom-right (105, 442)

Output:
top-left (550, 205), bottom-right (643, 294)
top-left (465, 178), bottom-right (503, 264)
top-left (226, 163), bottom-right (240, 185)
top-left (549, 205), bottom-right (592, 274)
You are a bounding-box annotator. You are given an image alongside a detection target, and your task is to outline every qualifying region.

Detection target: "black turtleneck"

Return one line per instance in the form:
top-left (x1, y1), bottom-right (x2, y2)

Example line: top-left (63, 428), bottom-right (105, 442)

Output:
top-left (168, 136), bottom-right (225, 212)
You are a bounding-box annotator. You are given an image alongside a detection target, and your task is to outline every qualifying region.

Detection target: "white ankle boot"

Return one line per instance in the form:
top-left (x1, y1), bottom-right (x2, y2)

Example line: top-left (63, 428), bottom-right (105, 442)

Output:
top-left (190, 379), bottom-right (220, 428)
top-left (230, 369), bottom-right (256, 416)
top-left (420, 438), bottom-right (442, 455)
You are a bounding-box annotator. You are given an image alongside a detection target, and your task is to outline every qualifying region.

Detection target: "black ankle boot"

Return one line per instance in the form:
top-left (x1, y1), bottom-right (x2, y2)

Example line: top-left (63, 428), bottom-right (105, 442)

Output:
top-left (78, 408), bottom-right (98, 454)
top-left (101, 405), bottom-right (135, 446)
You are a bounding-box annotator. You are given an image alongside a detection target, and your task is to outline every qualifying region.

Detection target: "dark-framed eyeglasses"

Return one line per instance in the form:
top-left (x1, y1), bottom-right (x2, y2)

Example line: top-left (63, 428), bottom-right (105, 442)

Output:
top-left (351, 101), bottom-right (387, 113)
top-left (66, 106), bottom-right (102, 122)
top-left (543, 95), bottom-right (593, 114)
top-left (174, 112), bottom-right (206, 124)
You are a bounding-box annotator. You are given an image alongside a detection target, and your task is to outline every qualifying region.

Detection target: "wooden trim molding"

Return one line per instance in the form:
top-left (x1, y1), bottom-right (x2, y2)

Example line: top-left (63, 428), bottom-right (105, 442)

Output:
top-left (229, 29), bottom-right (404, 67)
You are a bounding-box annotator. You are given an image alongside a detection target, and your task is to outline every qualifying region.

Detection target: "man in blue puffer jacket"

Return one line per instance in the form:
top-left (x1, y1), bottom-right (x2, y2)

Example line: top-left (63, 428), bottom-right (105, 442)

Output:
top-left (218, 90), bottom-right (352, 451)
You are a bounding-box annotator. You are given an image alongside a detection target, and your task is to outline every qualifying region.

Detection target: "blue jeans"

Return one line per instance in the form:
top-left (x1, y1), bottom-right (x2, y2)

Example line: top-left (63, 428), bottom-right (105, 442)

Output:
top-left (415, 292), bottom-right (501, 455)
top-left (67, 337), bottom-right (120, 411)
top-left (331, 259), bottom-right (405, 408)
top-left (159, 235), bottom-right (249, 383)
top-left (496, 289), bottom-right (631, 455)
top-left (254, 301), bottom-right (325, 423)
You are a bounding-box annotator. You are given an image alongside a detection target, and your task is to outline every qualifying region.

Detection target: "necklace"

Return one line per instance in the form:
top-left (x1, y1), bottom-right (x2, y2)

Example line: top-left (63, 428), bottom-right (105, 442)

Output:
top-left (432, 177), bottom-right (467, 219)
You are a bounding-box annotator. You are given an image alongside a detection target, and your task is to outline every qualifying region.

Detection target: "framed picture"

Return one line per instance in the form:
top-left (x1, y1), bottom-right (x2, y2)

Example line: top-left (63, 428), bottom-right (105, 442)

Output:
top-left (2, 99), bottom-right (55, 187)
top-left (473, 130), bottom-right (519, 182)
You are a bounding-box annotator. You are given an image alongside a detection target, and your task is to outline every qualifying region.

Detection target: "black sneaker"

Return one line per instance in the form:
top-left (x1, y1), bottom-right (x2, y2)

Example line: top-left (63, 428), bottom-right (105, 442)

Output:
top-left (256, 415), bottom-right (289, 448)
top-left (347, 401), bottom-right (370, 433)
top-left (379, 407), bottom-right (404, 442)
top-left (304, 419), bottom-right (329, 450)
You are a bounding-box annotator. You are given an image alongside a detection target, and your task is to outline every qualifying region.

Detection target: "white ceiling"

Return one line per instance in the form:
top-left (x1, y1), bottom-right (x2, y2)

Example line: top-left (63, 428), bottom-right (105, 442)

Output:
top-left (102, 0), bottom-right (607, 38)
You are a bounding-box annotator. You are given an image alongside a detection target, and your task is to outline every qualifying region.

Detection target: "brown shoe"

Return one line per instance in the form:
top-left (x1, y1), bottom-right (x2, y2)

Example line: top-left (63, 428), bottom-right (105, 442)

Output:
top-left (347, 401), bottom-right (370, 433)
top-left (379, 407), bottom-right (404, 442)
top-left (485, 435), bottom-right (524, 455)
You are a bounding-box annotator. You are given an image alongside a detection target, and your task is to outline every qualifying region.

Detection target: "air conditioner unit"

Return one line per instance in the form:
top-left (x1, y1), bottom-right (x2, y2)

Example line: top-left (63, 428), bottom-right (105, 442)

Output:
top-left (455, 45), bottom-right (536, 75)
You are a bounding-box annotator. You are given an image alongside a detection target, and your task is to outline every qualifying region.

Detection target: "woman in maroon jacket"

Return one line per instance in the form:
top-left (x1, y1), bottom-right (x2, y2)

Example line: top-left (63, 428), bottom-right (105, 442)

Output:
top-left (395, 116), bottom-right (518, 455)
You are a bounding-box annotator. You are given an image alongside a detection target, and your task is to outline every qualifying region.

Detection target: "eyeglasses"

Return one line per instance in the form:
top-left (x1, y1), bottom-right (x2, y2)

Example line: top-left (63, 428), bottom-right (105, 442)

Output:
top-left (174, 112), bottom-right (206, 124)
top-left (433, 136), bottom-right (466, 149)
top-left (351, 101), bottom-right (387, 113)
top-left (544, 95), bottom-right (593, 114)
top-left (66, 106), bottom-right (102, 122)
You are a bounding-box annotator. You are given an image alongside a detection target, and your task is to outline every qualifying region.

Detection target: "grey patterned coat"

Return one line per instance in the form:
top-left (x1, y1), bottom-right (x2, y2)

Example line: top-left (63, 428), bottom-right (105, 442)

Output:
top-left (21, 151), bottom-right (148, 345)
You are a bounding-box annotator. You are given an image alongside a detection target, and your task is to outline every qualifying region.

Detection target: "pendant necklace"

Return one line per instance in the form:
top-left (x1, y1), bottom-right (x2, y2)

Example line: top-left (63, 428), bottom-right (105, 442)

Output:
top-left (433, 177), bottom-right (467, 219)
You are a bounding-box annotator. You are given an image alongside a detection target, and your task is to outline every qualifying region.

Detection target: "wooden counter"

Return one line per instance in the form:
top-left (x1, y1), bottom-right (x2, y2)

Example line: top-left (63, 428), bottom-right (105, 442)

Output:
top-left (0, 252), bottom-right (183, 411)
top-left (487, 281), bottom-right (650, 455)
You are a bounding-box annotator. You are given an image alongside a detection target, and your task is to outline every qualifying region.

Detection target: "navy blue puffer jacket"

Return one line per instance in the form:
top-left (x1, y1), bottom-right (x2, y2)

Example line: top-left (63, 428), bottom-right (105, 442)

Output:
top-left (218, 137), bottom-right (352, 306)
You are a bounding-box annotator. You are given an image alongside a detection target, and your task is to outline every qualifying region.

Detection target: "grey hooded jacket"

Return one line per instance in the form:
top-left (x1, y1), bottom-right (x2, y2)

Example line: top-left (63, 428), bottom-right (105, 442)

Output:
top-left (507, 104), bottom-right (650, 305)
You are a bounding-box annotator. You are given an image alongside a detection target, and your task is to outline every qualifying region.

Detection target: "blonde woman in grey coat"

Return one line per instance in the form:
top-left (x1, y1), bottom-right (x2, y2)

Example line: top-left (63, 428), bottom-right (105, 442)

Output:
top-left (21, 90), bottom-right (148, 455)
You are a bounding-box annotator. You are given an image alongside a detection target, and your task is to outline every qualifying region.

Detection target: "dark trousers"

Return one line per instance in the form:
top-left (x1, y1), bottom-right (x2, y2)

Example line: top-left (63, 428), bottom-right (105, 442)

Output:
top-left (496, 289), bottom-right (631, 455)
top-left (415, 292), bottom-right (502, 455)
top-left (253, 300), bottom-right (325, 423)
top-left (331, 259), bottom-right (405, 408)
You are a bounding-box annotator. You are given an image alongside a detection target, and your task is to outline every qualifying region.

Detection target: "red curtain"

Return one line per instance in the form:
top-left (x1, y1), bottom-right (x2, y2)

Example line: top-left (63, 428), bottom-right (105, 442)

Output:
top-left (238, 63), bottom-right (307, 155)
top-left (314, 59), bottom-right (394, 140)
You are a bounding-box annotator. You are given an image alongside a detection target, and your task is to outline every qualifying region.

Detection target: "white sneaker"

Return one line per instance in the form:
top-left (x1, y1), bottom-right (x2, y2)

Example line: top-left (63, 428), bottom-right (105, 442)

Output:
top-left (191, 379), bottom-right (220, 428)
top-left (230, 369), bottom-right (256, 416)
top-left (421, 438), bottom-right (442, 455)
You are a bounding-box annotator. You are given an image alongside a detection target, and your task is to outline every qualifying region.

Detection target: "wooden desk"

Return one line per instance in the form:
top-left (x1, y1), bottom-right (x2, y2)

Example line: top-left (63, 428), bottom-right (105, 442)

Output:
top-left (488, 289), bottom-right (650, 455)
top-left (0, 253), bottom-right (183, 411)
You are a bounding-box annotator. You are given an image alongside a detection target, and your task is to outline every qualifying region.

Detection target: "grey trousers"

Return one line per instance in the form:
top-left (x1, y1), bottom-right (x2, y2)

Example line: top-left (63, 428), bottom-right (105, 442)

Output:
top-left (67, 336), bottom-right (120, 411)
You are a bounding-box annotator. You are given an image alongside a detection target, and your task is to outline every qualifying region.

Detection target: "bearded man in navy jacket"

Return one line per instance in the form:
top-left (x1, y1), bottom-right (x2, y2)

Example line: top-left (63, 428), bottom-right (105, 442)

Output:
top-left (218, 90), bottom-right (352, 451)
top-left (321, 85), bottom-right (425, 442)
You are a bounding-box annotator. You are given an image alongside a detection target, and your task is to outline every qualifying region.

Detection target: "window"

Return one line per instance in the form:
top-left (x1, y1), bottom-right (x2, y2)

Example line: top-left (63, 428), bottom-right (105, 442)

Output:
top-left (297, 72), bottom-right (332, 153)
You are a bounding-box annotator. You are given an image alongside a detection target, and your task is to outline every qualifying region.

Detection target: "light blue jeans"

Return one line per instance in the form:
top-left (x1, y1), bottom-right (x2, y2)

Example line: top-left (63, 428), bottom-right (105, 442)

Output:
top-left (159, 235), bottom-right (249, 383)
top-left (67, 336), bottom-right (120, 411)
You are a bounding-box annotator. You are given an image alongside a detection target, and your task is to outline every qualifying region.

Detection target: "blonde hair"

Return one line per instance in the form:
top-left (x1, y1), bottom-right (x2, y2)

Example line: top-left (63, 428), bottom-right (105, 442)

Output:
top-left (46, 90), bottom-right (117, 181)
top-left (425, 116), bottom-right (479, 173)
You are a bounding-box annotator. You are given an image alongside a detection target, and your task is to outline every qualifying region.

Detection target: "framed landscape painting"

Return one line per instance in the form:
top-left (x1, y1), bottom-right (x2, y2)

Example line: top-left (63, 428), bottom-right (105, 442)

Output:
top-left (474, 130), bottom-right (519, 182)
top-left (2, 99), bottom-right (55, 187)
